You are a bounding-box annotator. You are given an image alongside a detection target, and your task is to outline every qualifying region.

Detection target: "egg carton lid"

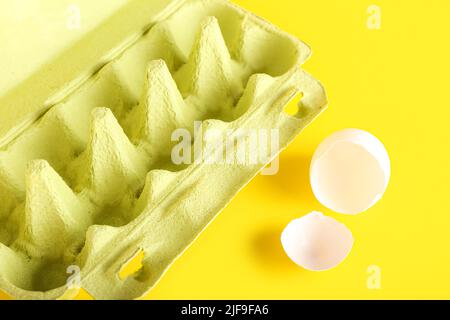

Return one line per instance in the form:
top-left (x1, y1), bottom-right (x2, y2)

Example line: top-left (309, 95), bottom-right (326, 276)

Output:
top-left (0, 0), bottom-right (181, 148)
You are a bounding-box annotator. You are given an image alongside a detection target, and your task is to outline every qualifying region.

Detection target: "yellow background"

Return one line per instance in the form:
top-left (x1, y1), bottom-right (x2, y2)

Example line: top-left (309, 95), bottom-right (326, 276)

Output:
top-left (2, 0), bottom-right (450, 300)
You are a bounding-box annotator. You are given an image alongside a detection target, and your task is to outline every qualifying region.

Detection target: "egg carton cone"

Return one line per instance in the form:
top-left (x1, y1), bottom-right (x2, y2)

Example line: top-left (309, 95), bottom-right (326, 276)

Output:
top-left (0, 0), bottom-right (327, 300)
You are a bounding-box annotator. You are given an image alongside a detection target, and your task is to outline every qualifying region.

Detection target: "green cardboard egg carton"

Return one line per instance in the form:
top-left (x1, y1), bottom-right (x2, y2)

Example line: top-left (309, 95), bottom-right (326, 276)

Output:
top-left (0, 0), bottom-right (327, 299)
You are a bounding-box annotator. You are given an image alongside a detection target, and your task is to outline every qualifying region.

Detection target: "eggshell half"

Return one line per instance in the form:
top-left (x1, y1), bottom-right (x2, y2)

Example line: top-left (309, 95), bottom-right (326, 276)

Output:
top-left (310, 129), bottom-right (390, 215)
top-left (281, 212), bottom-right (354, 271)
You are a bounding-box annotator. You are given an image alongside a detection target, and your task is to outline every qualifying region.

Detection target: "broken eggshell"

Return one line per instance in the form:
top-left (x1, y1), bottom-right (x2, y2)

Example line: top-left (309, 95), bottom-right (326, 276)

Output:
top-left (281, 212), bottom-right (354, 271)
top-left (310, 129), bottom-right (391, 215)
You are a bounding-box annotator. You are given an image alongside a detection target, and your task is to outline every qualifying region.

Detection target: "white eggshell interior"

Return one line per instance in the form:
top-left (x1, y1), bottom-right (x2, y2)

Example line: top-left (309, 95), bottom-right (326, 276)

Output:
top-left (281, 212), bottom-right (354, 271)
top-left (310, 129), bottom-right (390, 215)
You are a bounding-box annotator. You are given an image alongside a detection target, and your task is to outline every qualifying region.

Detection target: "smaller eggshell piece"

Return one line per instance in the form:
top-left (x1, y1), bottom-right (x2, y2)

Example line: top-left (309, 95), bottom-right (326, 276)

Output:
top-left (310, 129), bottom-right (391, 215)
top-left (281, 212), bottom-right (354, 271)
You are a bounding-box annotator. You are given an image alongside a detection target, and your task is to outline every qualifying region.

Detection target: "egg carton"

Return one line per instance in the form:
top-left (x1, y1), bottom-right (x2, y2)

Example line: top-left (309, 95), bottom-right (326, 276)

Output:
top-left (0, 0), bottom-right (327, 299)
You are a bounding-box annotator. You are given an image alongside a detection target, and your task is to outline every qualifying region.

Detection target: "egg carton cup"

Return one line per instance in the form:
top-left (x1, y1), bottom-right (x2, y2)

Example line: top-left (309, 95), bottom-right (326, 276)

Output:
top-left (0, 0), bottom-right (327, 300)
